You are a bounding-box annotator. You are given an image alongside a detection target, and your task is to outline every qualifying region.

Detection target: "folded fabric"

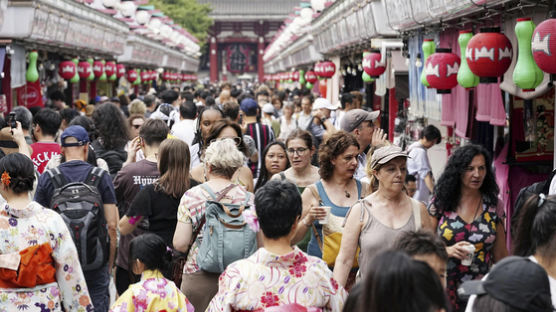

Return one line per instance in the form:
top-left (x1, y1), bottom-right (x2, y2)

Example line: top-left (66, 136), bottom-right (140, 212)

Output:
top-left (0, 242), bottom-right (56, 288)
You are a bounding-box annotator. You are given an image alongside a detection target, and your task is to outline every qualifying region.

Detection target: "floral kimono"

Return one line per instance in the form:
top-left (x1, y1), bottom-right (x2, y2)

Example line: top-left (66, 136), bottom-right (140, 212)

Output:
top-left (110, 269), bottom-right (194, 312)
top-left (0, 202), bottom-right (93, 311)
top-left (207, 247), bottom-right (347, 312)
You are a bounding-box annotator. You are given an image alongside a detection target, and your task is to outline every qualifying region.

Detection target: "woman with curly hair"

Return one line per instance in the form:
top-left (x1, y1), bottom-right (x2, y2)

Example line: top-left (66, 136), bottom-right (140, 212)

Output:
top-left (429, 144), bottom-right (507, 312)
top-left (292, 132), bottom-right (368, 281)
top-left (91, 102), bottom-right (130, 177)
top-left (333, 145), bottom-right (434, 289)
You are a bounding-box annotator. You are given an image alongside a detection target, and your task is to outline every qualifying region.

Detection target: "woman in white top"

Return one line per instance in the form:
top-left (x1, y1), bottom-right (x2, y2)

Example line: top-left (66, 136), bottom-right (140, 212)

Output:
top-left (278, 103), bottom-right (298, 142)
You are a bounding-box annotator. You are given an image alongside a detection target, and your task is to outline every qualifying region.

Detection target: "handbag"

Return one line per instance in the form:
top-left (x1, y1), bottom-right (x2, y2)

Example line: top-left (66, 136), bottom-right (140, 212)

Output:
top-left (308, 185), bottom-right (360, 268)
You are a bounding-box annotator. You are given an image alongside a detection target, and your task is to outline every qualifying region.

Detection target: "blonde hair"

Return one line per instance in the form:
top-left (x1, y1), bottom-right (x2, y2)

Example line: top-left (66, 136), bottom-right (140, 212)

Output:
top-left (204, 139), bottom-right (244, 179)
top-left (129, 99), bottom-right (147, 115)
top-left (365, 142), bottom-right (392, 192)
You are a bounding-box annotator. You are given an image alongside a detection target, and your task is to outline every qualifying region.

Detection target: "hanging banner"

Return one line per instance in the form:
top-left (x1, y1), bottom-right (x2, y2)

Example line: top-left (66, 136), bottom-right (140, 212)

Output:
top-left (16, 81), bottom-right (44, 108)
top-left (225, 43), bottom-right (256, 73)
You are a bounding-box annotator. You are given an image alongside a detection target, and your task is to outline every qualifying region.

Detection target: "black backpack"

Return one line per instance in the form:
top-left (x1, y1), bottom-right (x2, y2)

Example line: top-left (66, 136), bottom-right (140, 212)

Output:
top-left (46, 167), bottom-right (108, 271)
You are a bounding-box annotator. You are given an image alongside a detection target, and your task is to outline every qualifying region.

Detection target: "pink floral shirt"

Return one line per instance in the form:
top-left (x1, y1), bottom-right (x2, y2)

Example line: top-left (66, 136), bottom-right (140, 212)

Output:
top-left (206, 247), bottom-right (347, 312)
top-left (177, 183), bottom-right (254, 274)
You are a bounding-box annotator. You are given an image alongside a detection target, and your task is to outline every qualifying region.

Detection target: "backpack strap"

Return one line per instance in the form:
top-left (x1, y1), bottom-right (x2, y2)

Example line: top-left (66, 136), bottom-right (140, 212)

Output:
top-left (46, 168), bottom-right (67, 190)
top-left (84, 167), bottom-right (105, 188)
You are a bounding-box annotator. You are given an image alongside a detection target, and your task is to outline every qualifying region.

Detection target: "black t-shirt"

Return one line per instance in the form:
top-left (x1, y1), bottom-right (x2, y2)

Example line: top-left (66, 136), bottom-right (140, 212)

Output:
top-left (126, 179), bottom-right (198, 247)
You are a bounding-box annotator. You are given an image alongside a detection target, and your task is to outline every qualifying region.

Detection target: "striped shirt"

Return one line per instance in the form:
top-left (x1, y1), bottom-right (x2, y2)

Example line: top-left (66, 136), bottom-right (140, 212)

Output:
top-left (244, 122), bottom-right (275, 179)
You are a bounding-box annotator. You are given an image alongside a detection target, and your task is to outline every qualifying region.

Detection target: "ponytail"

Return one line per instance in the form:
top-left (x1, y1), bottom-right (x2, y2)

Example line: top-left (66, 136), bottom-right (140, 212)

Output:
top-left (513, 193), bottom-right (556, 258)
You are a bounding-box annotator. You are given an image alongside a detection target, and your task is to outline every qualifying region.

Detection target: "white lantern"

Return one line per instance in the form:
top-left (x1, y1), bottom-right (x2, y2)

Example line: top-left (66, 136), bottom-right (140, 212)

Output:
top-left (120, 0), bottom-right (136, 17)
top-left (311, 0), bottom-right (325, 12)
top-left (148, 18), bottom-right (161, 34)
top-left (136, 10), bottom-right (151, 25)
top-left (300, 7), bottom-right (313, 23)
top-left (160, 24), bottom-right (172, 38)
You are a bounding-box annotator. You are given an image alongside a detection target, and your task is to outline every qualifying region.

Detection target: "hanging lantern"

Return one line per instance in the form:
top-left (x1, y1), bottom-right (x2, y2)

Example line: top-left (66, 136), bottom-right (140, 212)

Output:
top-left (93, 60), bottom-right (104, 78)
top-left (457, 30), bottom-right (479, 89)
top-left (105, 61), bottom-right (116, 77)
top-left (305, 70), bottom-right (317, 84)
top-left (162, 72), bottom-right (171, 81)
top-left (305, 82), bottom-right (314, 89)
top-left (141, 70), bottom-right (150, 82)
top-left (78, 61), bottom-right (92, 79)
top-left (533, 12), bottom-right (556, 80)
top-left (362, 72), bottom-right (375, 83)
top-left (87, 58), bottom-right (95, 81)
top-left (420, 39), bottom-right (436, 87)
top-left (311, 0), bottom-right (325, 12)
top-left (127, 69), bottom-right (138, 83)
top-left (70, 58), bottom-right (79, 83)
top-left (292, 71), bottom-right (300, 81)
top-left (466, 27), bottom-right (512, 83)
top-left (26, 50), bottom-right (39, 83)
top-left (315, 61), bottom-right (335, 78)
top-left (116, 64), bottom-right (126, 78)
top-left (58, 60), bottom-right (76, 80)
top-left (425, 48), bottom-right (461, 94)
top-left (513, 18), bottom-right (544, 92)
top-left (134, 69), bottom-right (142, 85)
top-left (298, 69), bottom-right (306, 84)
top-left (318, 81), bottom-right (327, 96)
top-left (362, 50), bottom-right (386, 78)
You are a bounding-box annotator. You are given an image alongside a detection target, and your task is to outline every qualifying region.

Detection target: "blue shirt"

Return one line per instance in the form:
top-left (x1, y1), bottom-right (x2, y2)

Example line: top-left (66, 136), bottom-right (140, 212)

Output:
top-left (34, 160), bottom-right (117, 208)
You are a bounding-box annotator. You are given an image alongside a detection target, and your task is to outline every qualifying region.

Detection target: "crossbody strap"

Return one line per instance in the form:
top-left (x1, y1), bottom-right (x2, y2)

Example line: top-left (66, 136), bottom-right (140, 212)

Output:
top-left (412, 199), bottom-right (422, 231)
top-left (308, 184), bottom-right (324, 251)
top-left (192, 183), bottom-right (238, 244)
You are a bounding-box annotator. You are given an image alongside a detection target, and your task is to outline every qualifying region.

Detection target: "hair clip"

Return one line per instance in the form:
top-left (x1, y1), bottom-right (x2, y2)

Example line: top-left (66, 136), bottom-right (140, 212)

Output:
top-left (538, 193), bottom-right (546, 208)
top-left (1, 171), bottom-right (10, 187)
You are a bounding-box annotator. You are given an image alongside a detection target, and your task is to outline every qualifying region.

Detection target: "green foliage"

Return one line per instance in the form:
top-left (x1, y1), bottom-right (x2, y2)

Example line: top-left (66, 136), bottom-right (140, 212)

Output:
top-left (149, 0), bottom-right (212, 43)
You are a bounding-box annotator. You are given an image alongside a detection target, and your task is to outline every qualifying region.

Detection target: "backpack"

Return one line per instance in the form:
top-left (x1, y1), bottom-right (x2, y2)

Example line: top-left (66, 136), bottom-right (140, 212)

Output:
top-left (196, 184), bottom-right (257, 273)
top-left (511, 169), bottom-right (556, 240)
top-left (91, 140), bottom-right (126, 179)
top-left (46, 166), bottom-right (108, 271)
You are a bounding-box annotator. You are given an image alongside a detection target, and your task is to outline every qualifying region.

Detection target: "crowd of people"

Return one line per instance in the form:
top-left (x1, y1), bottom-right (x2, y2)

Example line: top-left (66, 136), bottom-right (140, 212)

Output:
top-left (0, 82), bottom-right (554, 312)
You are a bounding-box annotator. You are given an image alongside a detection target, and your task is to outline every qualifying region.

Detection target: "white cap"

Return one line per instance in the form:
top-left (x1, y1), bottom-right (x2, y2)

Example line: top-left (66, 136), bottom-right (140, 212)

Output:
top-left (312, 98), bottom-right (337, 111)
top-left (262, 103), bottom-right (275, 114)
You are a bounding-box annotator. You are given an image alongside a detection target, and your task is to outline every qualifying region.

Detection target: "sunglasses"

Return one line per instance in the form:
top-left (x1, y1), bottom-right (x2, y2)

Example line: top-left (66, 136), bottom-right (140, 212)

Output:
top-left (210, 137), bottom-right (242, 146)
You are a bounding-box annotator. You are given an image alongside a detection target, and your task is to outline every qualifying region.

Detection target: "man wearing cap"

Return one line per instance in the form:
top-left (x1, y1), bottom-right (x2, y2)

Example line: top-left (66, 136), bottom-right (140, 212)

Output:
top-left (461, 256), bottom-right (553, 312)
top-left (308, 97), bottom-right (337, 149)
top-left (406, 125), bottom-right (442, 206)
top-left (340, 108), bottom-right (386, 181)
top-left (35, 125), bottom-right (118, 312)
top-left (262, 103), bottom-right (281, 137)
top-left (241, 97), bottom-right (275, 179)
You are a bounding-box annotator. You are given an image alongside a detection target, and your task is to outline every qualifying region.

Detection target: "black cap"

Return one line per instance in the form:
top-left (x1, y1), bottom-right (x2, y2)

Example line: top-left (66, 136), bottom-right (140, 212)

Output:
top-left (458, 256), bottom-right (553, 312)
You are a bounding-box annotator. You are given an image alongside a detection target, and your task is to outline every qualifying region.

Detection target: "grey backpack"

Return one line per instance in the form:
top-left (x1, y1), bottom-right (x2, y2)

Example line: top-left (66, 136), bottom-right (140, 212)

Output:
top-left (196, 184), bottom-right (257, 273)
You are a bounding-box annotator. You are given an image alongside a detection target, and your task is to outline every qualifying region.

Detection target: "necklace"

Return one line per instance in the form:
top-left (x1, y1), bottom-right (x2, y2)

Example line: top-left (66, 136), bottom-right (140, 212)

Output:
top-left (344, 190), bottom-right (351, 198)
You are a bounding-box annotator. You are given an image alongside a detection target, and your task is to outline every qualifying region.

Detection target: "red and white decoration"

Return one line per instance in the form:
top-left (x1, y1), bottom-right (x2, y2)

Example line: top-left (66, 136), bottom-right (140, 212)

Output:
top-left (78, 61), bottom-right (92, 79)
top-left (105, 61), bottom-right (116, 77)
top-left (305, 70), bottom-right (318, 84)
top-left (140, 70), bottom-right (149, 82)
top-left (362, 51), bottom-right (386, 78)
top-left (425, 48), bottom-right (461, 94)
top-left (58, 60), bottom-right (76, 80)
top-left (93, 60), bottom-right (104, 78)
top-left (533, 15), bottom-right (556, 77)
top-left (314, 60), bottom-right (336, 78)
top-left (116, 64), bottom-right (126, 78)
top-left (466, 28), bottom-right (513, 83)
top-left (126, 69), bottom-right (138, 82)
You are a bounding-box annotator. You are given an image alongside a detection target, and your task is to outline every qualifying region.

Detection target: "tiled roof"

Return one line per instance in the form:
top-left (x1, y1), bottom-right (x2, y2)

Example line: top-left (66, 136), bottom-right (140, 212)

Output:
top-left (199, 0), bottom-right (300, 18)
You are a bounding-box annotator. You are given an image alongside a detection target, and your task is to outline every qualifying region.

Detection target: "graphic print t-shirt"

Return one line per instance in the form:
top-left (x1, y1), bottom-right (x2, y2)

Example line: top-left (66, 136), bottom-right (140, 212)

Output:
top-left (30, 142), bottom-right (61, 174)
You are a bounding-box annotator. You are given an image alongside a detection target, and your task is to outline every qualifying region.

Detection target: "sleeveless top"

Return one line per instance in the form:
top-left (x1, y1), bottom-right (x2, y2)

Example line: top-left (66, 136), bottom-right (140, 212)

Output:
top-left (279, 172), bottom-right (306, 195)
top-left (307, 180), bottom-right (362, 259)
top-left (356, 198), bottom-right (421, 279)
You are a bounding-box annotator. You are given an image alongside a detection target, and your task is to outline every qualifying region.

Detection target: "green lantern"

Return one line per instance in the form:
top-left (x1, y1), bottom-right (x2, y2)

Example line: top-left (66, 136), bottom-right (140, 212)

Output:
top-left (420, 39), bottom-right (436, 87)
top-left (70, 58), bottom-right (80, 84)
top-left (457, 31), bottom-right (479, 89)
top-left (134, 69), bottom-right (141, 85)
top-left (513, 18), bottom-right (544, 91)
top-left (299, 70), bottom-right (306, 84)
top-left (26, 50), bottom-right (39, 83)
top-left (99, 60), bottom-right (107, 82)
top-left (362, 72), bottom-right (374, 83)
top-left (306, 82), bottom-right (313, 89)
top-left (87, 58), bottom-right (95, 81)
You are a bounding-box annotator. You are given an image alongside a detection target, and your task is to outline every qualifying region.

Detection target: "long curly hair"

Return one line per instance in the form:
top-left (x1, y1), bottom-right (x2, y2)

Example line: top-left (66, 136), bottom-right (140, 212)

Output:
top-left (432, 144), bottom-right (498, 214)
top-left (92, 102), bottom-right (130, 150)
top-left (318, 131), bottom-right (359, 181)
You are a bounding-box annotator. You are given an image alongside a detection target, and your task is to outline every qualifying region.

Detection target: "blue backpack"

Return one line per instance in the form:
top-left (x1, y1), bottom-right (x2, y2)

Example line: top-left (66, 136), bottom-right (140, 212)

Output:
top-left (196, 184), bottom-right (257, 273)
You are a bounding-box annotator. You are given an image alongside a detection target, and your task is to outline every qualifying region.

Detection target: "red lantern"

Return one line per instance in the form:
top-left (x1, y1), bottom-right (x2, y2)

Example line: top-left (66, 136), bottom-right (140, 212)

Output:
top-left (105, 62), bottom-right (116, 77)
top-left (77, 61), bottom-right (92, 79)
top-left (116, 64), bottom-right (126, 78)
top-left (162, 72), bottom-right (170, 81)
top-left (292, 71), bottom-right (300, 81)
top-left (466, 27), bottom-right (512, 83)
top-left (315, 61), bottom-right (336, 78)
top-left (363, 51), bottom-right (386, 78)
top-left (140, 70), bottom-right (149, 82)
top-left (93, 60), bottom-right (104, 78)
top-left (305, 70), bottom-right (317, 84)
top-left (58, 60), bottom-right (76, 80)
top-left (127, 69), bottom-right (138, 83)
top-left (150, 71), bottom-right (158, 81)
top-left (425, 48), bottom-right (461, 94)
top-left (533, 14), bottom-right (556, 79)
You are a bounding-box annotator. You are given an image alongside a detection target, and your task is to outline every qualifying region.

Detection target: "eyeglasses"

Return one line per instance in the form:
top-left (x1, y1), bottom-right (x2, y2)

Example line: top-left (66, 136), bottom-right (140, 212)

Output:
top-left (287, 147), bottom-right (309, 156)
top-left (132, 124), bottom-right (142, 129)
top-left (210, 137), bottom-right (242, 146)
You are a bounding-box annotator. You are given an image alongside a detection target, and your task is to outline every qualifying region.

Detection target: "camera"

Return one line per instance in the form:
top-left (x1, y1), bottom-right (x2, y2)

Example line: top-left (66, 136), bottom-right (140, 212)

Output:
top-left (8, 112), bottom-right (16, 129)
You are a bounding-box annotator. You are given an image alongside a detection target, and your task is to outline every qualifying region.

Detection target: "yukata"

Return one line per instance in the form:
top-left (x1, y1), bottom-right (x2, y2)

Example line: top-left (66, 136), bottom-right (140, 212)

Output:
top-left (110, 269), bottom-right (193, 312)
top-left (206, 247), bottom-right (347, 312)
top-left (0, 202), bottom-right (93, 312)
